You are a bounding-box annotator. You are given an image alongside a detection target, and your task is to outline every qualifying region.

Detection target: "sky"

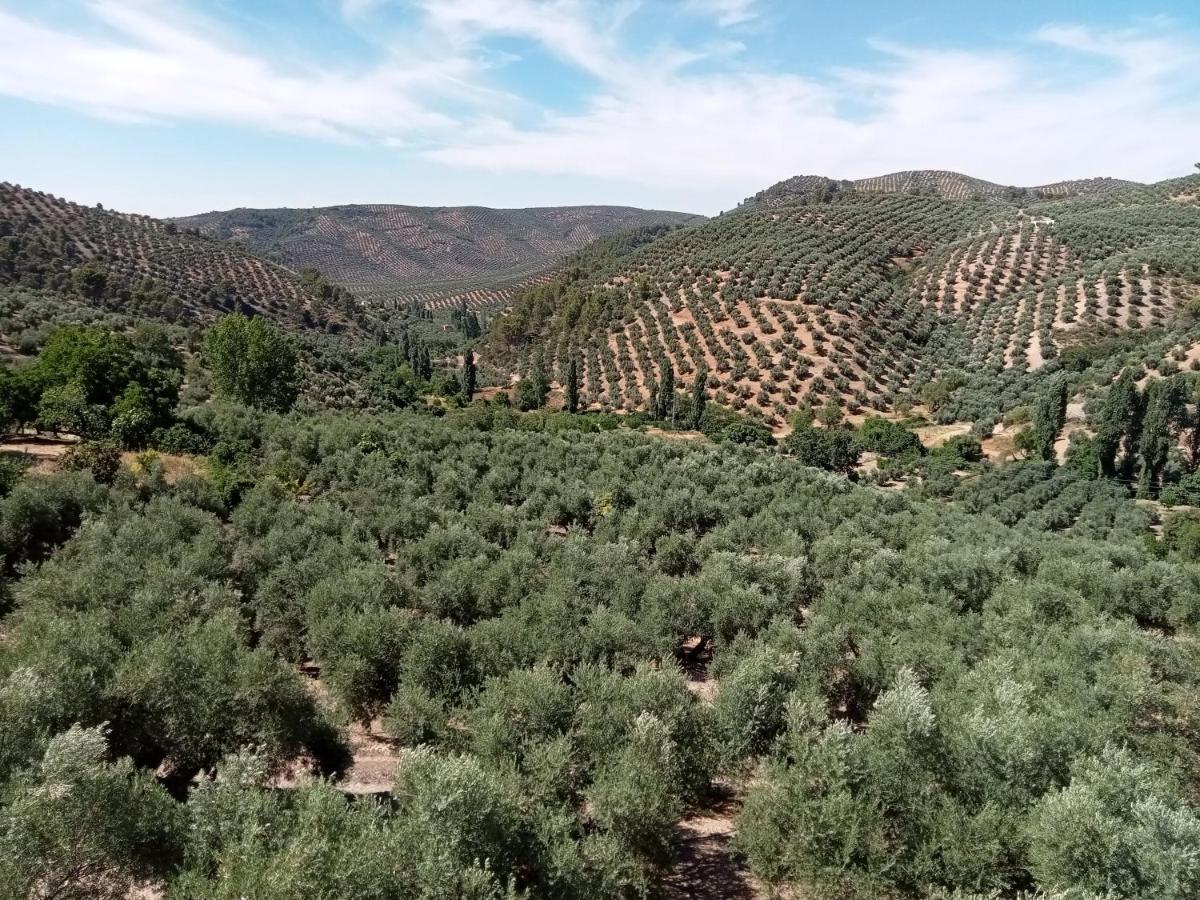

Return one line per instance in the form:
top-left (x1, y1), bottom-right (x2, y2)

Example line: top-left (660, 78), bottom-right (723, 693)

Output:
top-left (1, 1), bottom-right (1198, 217)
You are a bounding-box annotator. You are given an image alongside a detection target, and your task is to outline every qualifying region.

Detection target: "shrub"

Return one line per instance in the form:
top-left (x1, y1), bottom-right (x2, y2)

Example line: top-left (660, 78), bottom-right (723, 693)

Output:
top-left (856, 417), bottom-right (924, 458)
top-left (59, 440), bottom-right (121, 484)
top-left (784, 424), bottom-right (860, 473)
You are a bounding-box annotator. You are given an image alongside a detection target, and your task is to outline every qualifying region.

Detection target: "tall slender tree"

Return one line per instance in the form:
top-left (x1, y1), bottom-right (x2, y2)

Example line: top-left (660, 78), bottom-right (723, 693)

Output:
top-left (1095, 369), bottom-right (1141, 479)
top-left (655, 358), bottom-right (675, 422)
top-left (691, 367), bottom-right (708, 430)
top-left (565, 356), bottom-right (580, 414)
top-left (1031, 374), bottom-right (1070, 461)
top-left (461, 349), bottom-right (477, 402)
top-left (1137, 377), bottom-right (1187, 497)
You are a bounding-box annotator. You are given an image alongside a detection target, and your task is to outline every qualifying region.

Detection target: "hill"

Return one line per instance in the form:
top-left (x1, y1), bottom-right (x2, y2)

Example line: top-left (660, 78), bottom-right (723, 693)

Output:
top-left (488, 172), bottom-right (1200, 430)
top-left (1, 182), bottom-right (362, 333)
top-left (740, 169), bottom-right (1143, 210)
top-left (171, 203), bottom-right (704, 311)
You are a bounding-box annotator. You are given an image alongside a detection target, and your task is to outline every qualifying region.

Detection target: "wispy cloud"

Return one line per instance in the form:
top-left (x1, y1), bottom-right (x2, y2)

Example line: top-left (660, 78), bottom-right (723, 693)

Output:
top-left (0, 1), bottom-right (1197, 213)
top-left (684, 0), bottom-right (760, 27)
top-left (0, 0), bottom-right (483, 142)
top-left (431, 19), bottom-right (1200, 200)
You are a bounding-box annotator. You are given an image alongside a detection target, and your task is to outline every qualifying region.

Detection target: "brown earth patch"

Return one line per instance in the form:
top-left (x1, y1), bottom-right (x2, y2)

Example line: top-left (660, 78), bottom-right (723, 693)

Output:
top-left (0, 434), bottom-right (77, 474)
top-left (662, 778), bottom-right (768, 900)
top-left (913, 422), bottom-right (971, 448)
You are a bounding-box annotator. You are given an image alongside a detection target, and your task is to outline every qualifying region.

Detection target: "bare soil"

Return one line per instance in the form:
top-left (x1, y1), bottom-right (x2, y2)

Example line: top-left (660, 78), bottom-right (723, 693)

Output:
top-left (663, 778), bottom-right (767, 900)
top-left (0, 434), bottom-right (77, 474)
top-left (913, 422), bottom-right (971, 448)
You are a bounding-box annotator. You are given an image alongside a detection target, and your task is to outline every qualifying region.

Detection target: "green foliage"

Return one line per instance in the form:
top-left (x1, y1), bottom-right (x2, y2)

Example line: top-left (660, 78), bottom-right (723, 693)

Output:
top-left (462, 348), bottom-right (479, 403)
top-left (784, 423), bottom-right (861, 472)
top-left (717, 421), bottom-right (776, 448)
top-left (1136, 376), bottom-right (1190, 497)
top-left (0, 725), bottom-right (182, 900)
top-left (564, 355), bottom-right (579, 413)
top-left (1029, 746), bottom-right (1200, 899)
top-left (934, 434), bottom-right (983, 465)
top-left (515, 371), bottom-right (550, 411)
top-left (1030, 374), bottom-right (1070, 461)
top-left (204, 315), bottom-right (299, 411)
top-left (1162, 511), bottom-right (1200, 561)
top-left (0, 363), bottom-right (1198, 898)
top-left (856, 417), bottom-right (924, 458)
top-left (59, 440), bottom-right (121, 484)
top-left (1094, 368), bottom-right (1142, 479)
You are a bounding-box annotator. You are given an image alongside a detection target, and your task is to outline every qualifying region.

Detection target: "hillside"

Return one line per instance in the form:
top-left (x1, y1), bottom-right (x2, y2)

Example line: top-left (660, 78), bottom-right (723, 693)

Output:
top-left (488, 173), bottom-right (1200, 430)
top-left (1, 182), bottom-right (362, 333)
top-left (740, 169), bottom-right (1144, 210)
top-left (172, 203), bottom-right (704, 311)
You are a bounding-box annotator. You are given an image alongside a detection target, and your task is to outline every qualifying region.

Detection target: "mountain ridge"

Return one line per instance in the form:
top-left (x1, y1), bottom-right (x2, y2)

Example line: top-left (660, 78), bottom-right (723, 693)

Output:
top-left (171, 203), bottom-right (705, 311)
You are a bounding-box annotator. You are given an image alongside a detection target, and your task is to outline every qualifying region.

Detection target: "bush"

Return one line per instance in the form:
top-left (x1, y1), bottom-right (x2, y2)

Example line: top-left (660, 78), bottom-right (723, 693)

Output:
top-left (59, 440), bottom-right (121, 484)
top-left (783, 424), bottom-right (860, 472)
top-left (856, 417), bottom-right (924, 458)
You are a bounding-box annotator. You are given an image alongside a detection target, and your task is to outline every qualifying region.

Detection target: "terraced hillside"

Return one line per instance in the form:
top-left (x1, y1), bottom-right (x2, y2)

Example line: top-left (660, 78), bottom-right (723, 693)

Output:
top-left (172, 203), bottom-right (703, 310)
top-left (740, 169), bottom-right (1143, 210)
top-left (0, 182), bottom-right (361, 332)
top-left (489, 173), bottom-right (1200, 430)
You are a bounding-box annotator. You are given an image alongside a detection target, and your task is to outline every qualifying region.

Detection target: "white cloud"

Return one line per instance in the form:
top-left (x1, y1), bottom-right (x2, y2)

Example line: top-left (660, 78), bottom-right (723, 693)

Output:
top-left (429, 21), bottom-right (1200, 207)
top-left (684, 0), bottom-right (759, 27)
top-left (0, 2), bottom-right (1197, 215)
top-left (0, 0), bottom-right (484, 142)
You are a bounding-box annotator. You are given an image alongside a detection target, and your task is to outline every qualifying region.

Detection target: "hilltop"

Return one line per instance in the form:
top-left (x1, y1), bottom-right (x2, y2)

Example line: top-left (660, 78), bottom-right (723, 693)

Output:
top-left (172, 203), bottom-right (704, 311)
top-left (739, 169), bottom-right (1144, 210)
top-left (488, 171), bottom-right (1200, 431)
top-left (0, 182), bottom-right (362, 333)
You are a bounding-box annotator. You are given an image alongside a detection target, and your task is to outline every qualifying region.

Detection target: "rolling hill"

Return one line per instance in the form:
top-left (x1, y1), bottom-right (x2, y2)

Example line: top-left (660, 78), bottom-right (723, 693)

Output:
top-left (739, 169), bottom-right (1144, 210)
top-left (171, 203), bottom-right (704, 311)
top-left (0, 182), bottom-right (362, 333)
top-left (487, 171), bottom-right (1200, 430)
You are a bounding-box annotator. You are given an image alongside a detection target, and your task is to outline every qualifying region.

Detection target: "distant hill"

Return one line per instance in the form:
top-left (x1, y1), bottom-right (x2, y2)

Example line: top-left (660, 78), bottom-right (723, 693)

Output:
top-left (172, 204), bottom-right (705, 311)
top-left (740, 169), bottom-right (1143, 210)
top-left (0, 182), bottom-right (361, 333)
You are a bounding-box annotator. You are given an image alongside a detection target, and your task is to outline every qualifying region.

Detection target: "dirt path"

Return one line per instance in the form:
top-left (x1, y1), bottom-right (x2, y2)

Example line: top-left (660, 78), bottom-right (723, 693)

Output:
top-left (663, 778), bottom-right (764, 900)
top-left (274, 664), bottom-right (403, 796)
top-left (666, 638), bottom-right (767, 899)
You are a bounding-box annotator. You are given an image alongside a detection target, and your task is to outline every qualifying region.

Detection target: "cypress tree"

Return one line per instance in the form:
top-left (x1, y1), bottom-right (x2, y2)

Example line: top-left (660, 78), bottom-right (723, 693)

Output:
top-left (461, 349), bottom-right (477, 402)
top-left (566, 356), bottom-right (580, 414)
top-left (691, 367), bottom-right (708, 430)
top-left (655, 359), bottom-right (675, 422)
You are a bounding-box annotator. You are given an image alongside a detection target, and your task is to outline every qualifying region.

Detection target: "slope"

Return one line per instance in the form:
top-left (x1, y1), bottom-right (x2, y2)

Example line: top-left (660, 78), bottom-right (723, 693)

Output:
top-left (1, 182), bottom-right (362, 333)
top-left (172, 203), bottom-right (705, 311)
top-left (488, 173), bottom-right (1200, 430)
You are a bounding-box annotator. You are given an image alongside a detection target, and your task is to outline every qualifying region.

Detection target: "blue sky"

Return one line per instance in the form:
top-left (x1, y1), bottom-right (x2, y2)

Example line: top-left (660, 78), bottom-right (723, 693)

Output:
top-left (1, 1), bottom-right (1198, 217)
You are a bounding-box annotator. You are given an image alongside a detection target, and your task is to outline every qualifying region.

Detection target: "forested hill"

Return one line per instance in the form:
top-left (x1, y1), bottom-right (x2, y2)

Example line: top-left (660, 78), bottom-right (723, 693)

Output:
top-left (171, 203), bottom-right (704, 311)
top-left (487, 171), bottom-right (1200, 432)
top-left (0, 182), bottom-right (363, 334)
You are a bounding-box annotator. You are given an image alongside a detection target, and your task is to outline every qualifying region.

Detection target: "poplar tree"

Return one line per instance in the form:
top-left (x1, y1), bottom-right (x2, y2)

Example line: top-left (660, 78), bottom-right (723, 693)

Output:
top-left (1137, 377), bottom-right (1187, 497)
top-left (1094, 369), bottom-right (1141, 479)
top-left (1031, 374), bottom-right (1069, 461)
